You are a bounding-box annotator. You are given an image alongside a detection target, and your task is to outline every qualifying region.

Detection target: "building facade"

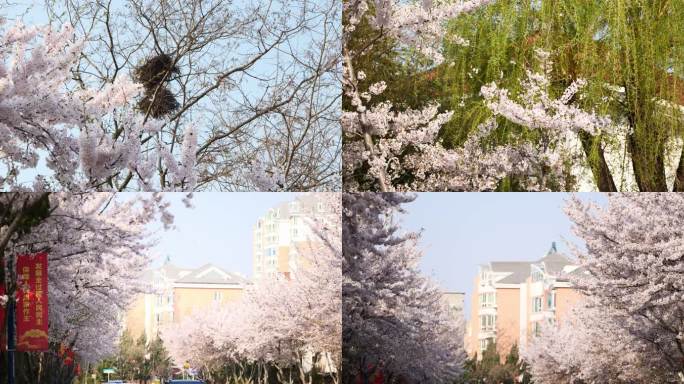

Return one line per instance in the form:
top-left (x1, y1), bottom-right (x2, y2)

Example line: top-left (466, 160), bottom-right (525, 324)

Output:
top-left (125, 262), bottom-right (248, 339)
top-left (252, 195), bottom-right (330, 279)
top-left (465, 243), bottom-right (584, 358)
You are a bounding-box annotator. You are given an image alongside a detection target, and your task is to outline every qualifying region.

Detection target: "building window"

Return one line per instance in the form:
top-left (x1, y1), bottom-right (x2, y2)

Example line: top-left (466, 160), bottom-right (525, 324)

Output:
top-left (289, 202), bottom-right (300, 213)
top-left (156, 313), bottom-right (161, 324)
top-left (167, 294), bottom-right (172, 305)
top-left (533, 321), bottom-right (541, 337)
top-left (479, 292), bottom-right (495, 308)
top-left (480, 337), bottom-right (494, 353)
top-left (157, 294), bottom-right (163, 305)
top-left (480, 314), bottom-right (496, 332)
top-left (547, 291), bottom-right (556, 310)
top-left (533, 296), bottom-right (543, 313)
top-left (213, 291), bottom-right (223, 302)
top-left (531, 265), bottom-right (545, 282)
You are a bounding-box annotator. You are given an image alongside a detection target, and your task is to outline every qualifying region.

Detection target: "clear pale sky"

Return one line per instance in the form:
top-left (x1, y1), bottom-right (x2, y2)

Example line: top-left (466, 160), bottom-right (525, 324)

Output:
top-left (143, 192), bottom-right (301, 278)
top-left (400, 193), bottom-right (605, 316)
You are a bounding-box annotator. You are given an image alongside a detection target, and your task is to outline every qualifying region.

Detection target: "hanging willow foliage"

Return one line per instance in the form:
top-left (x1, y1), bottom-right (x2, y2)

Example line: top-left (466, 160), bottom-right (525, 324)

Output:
top-left (438, 0), bottom-right (684, 191)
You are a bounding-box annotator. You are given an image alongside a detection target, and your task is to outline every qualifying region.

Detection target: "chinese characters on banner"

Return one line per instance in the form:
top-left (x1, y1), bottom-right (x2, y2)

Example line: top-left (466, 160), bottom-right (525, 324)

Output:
top-left (16, 252), bottom-right (49, 352)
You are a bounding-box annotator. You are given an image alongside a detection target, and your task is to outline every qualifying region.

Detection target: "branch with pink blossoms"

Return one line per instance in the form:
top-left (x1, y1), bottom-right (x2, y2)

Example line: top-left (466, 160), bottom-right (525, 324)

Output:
top-left (0, 21), bottom-right (197, 192)
top-left (343, 0), bottom-right (575, 191)
top-left (163, 194), bottom-right (341, 382)
top-left (0, 192), bottom-right (174, 361)
top-left (480, 51), bottom-right (615, 136)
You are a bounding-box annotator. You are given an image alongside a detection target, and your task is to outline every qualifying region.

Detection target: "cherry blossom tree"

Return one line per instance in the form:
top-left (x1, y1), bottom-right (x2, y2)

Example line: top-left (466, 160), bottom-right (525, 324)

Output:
top-left (342, 0), bottom-right (517, 192)
top-left (342, 192), bottom-right (465, 383)
top-left (36, 0), bottom-right (341, 192)
top-left (439, 1), bottom-right (684, 192)
top-left (0, 21), bottom-right (197, 192)
top-left (163, 193), bottom-right (341, 383)
top-left (345, 0), bottom-right (684, 192)
top-left (525, 193), bottom-right (684, 383)
top-left (0, 192), bottom-right (172, 382)
top-left (562, 193), bottom-right (684, 380)
top-left (524, 302), bottom-right (666, 384)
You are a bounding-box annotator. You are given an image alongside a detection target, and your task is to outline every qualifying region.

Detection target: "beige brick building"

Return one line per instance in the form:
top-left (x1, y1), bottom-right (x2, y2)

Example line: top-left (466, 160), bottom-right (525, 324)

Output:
top-left (465, 243), bottom-right (584, 358)
top-left (125, 262), bottom-right (248, 339)
top-left (252, 195), bottom-right (331, 279)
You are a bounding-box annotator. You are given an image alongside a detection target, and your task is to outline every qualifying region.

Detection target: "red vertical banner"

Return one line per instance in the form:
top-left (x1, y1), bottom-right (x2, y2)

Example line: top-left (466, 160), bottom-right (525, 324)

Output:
top-left (0, 285), bottom-right (6, 351)
top-left (16, 252), bottom-right (49, 351)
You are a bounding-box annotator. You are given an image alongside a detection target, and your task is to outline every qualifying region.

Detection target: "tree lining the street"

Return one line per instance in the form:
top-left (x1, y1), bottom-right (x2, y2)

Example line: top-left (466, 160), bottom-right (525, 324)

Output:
top-left (342, 193), bottom-right (466, 383)
top-left (162, 193), bottom-right (342, 384)
top-left (0, 192), bottom-right (173, 383)
top-left (90, 331), bottom-right (173, 383)
top-left (524, 193), bottom-right (684, 382)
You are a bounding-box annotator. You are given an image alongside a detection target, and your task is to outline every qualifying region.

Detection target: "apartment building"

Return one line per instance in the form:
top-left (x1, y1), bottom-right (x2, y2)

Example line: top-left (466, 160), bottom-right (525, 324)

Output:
top-left (465, 243), bottom-right (584, 357)
top-left (252, 195), bottom-right (331, 279)
top-left (125, 262), bottom-right (248, 339)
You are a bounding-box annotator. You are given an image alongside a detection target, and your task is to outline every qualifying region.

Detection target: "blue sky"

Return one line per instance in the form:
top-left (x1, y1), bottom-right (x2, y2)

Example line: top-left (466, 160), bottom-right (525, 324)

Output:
top-left (2, 0), bottom-right (339, 187)
top-left (400, 193), bottom-right (605, 316)
top-left (143, 192), bottom-right (301, 278)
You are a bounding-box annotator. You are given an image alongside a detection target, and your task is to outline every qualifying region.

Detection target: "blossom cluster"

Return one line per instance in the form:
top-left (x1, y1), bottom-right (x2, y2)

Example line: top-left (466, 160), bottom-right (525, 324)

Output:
top-left (163, 194), bottom-right (341, 376)
top-left (0, 21), bottom-right (197, 191)
top-left (342, 193), bottom-right (466, 382)
top-left (525, 194), bottom-right (684, 382)
top-left (481, 52), bottom-right (614, 136)
top-left (1, 192), bottom-right (174, 360)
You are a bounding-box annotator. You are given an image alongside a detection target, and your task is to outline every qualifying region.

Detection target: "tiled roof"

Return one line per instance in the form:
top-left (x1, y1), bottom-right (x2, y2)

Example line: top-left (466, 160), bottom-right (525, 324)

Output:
top-left (148, 262), bottom-right (248, 285)
top-left (491, 261), bottom-right (533, 284)
top-left (173, 263), bottom-right (248, 285)
top-left (487, 243), bottom-right (578, 284)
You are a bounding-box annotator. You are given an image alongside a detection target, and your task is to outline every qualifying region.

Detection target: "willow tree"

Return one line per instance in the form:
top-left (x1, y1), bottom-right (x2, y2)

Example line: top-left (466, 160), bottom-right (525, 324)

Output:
top-left (440, 0), bottom-right (684, 191)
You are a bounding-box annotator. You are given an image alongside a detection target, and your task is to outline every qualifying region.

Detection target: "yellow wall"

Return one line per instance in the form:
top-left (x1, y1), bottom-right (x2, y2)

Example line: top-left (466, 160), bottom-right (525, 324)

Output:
top-left (277, 246), bottom-right (290, 277)
top-left (173, 287), bottom-right (244, 323)
top-left (496, 288), bottom-right (520, 356)
top-left (466, 276), bottom-right (480, 356)
top-left (555, 287), bottom-right (582, 323)
top-left (125, 295), bottom-right (147, 339)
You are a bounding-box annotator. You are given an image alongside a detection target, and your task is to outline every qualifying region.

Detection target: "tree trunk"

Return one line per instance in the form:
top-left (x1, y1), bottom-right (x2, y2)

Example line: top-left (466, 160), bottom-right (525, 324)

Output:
top-left (673, 144), bottom-right (684, 191)
top-left (578, 131), bottom-right (617, 192)
top-left (629, 133), bottom-right (668, 191)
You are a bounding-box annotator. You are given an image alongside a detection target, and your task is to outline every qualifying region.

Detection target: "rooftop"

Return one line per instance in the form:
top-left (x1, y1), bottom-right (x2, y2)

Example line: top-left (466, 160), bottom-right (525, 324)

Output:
top-left (149, 261), bottom-right (248, 285)
top-left (485, 242), bottom-right (577, 284)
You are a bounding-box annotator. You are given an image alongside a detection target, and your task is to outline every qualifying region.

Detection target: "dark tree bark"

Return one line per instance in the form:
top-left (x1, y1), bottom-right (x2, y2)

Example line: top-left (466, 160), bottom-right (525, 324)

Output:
top-left (629, 133), bottom-right (668, 192)
top-left (673, 145), bottom-right (684, 192)
top-left (578, 131), bottom-right (618, 192)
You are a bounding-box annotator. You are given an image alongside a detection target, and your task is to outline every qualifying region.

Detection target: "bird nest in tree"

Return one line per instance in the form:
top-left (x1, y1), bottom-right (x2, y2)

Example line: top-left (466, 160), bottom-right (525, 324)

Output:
top-left (134, 53), bottom-right (179, 86)
top-left (137, 87), bottom-right (180, 118)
